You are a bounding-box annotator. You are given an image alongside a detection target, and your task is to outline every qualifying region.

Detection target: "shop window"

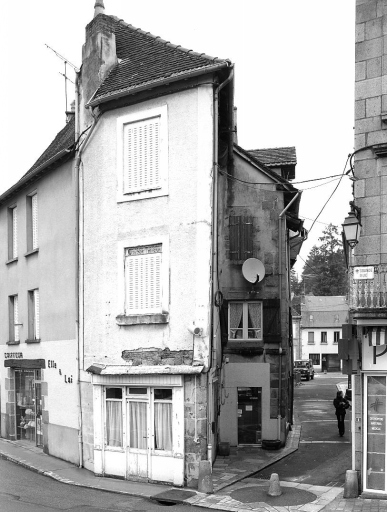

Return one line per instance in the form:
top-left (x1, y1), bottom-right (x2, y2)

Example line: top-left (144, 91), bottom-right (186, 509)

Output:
top-left (321, 332), bottom-right (327, 344)
top-left (334, 331), bottom-right (340, 343)
top-left (8, 295), bottom-right (20, 344)
top-left (105, 388), bottom-right (123, 447)
top-left (228, 302), bottom-right (262, 340)
top-left (28, 289), bottom-right (40, 341)
top-left (15, 369), bottom-right (43, 446)
top-left (309, 353), bottom-right (320, 365)
top-left (308, 332), bottom-right (314, 344)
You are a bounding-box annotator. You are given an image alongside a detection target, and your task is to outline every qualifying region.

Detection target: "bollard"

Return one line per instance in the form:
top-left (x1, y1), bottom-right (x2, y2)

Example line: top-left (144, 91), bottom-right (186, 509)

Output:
top-left (198, 460), bottom-right (213, 494)
top-left (267, 473), bottom-right (282, 496)
top-left (343, 470), bottom-right (359, 498)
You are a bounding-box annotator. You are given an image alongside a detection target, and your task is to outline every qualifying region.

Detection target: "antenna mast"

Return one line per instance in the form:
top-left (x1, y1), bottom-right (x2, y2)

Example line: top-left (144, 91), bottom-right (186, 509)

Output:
top-left (45, 44), bottom-right (79, 114)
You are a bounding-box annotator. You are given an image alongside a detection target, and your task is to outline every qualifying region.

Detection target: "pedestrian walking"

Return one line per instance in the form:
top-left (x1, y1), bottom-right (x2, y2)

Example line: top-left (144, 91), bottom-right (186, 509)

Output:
top-left (333, 390), bottom-right (350, 436)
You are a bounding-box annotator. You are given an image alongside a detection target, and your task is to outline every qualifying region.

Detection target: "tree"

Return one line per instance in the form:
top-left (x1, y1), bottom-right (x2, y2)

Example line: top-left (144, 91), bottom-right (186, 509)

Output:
top-left (300, 224), bottom-right (348, 296)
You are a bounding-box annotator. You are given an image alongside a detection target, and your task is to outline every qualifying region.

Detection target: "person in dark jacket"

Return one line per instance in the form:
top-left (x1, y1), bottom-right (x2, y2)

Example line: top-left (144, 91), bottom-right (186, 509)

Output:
top-left (333, 390), bottom-right (350, 436)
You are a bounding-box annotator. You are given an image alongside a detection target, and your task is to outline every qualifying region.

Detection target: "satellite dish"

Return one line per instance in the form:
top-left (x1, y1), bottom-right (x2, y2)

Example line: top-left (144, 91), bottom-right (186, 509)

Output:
top-left (242, 258), bottom-right (265, 284)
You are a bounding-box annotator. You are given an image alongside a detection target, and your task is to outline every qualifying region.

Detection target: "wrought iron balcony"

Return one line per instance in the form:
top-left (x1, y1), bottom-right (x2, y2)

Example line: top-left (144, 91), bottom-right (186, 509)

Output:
top-left (349, 265), bottom-right (387, 309)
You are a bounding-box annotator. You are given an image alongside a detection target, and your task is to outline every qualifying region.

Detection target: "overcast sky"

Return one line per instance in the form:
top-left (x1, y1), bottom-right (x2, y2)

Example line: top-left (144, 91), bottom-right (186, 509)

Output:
top-left (0, 1), bottom-right (355, 275)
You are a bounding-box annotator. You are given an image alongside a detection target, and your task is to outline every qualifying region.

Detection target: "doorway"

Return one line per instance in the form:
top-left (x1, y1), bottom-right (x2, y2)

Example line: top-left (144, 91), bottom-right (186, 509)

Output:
top-left (237, 387), bottom-right (262, 445)
top-left (15, 369), bottom-right (43, 447)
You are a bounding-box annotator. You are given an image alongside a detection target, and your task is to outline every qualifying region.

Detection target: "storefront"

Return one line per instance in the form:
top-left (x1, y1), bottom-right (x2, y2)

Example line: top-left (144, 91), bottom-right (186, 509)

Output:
top-left (3, 357), bottom-right (45, 447)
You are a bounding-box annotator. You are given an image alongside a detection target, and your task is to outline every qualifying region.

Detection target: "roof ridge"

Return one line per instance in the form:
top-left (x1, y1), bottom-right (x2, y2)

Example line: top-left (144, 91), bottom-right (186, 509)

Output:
top-left (247, 146), bottom-right (296, 152)
top-left (109, 14), bottom-right (228, 64)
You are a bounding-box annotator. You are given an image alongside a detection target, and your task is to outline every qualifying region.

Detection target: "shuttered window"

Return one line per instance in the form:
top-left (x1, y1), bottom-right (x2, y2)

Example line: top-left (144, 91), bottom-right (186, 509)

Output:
top-left (125, 244), bottom-right (162, 314)
top-left (229, 216), bottom-right (253, 261)
top-left (32, 194), bottom-right (38, 249)
top-left (34, 289), bottom-right (40, 339)
top-left (8, 206), bottom-right (18, 259)
top-left (124, 117), bottom-right (160, 193)
top-left (9, 295), bottom-right (20, 343)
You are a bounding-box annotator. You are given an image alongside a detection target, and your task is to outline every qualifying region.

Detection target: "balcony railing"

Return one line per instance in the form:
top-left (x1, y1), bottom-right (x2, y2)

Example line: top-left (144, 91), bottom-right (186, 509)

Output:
top-left (349, 265), bottom-right (387, 309)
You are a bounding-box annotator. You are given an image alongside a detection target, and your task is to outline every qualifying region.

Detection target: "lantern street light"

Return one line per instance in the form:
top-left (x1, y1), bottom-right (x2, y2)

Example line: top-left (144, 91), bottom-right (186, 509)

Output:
top-left (342, 201), bottom-right (362, 249)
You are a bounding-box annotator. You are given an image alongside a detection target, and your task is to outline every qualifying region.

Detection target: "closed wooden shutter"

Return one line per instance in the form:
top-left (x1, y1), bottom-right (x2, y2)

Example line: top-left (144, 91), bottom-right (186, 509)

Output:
top-left (124, 117), bottom-right (160, 193)
top-left (229, 215), bottom-right (253, 260)
top-left (34, 289), bottom-right (40, 339)
top-left (14, 295), bottom-right (20, 342)
top-left (263, 299), bottom-right (281, 343)
top-left (12, 207), bottom-right (18, 258)
top-left (32, 194), bottom-right (38, 249)
top-left (125, 245), bottom-right (162, 313)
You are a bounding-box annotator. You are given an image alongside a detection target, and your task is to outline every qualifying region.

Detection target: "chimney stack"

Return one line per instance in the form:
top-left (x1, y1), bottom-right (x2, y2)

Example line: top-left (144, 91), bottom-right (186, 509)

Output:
top-left (94, 0), bottom-right (105, 17)
top-left (66, 100), bottom-right (75, 124)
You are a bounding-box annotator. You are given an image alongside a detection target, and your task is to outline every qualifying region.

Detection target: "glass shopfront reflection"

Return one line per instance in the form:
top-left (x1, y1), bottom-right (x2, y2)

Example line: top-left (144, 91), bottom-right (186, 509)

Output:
top-left (366, 375), bottom-right (386, 491)
top-left (15, 369), bottom-right (43, 447)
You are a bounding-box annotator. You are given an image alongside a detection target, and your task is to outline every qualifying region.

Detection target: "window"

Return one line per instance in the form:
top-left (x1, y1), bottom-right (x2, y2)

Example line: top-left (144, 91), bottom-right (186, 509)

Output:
top-left (229, 302), bottom-right (262, 340)
top-left (117, 106), bottom-right (168, 202)
top-left (8, 295), bottom-right (20, 344)
top-left (310, 354), bottom-right (320, 365)
top-left (308, 332), bottom-right (314, 344)
top-left (8, 206), bottom-right (18, 260)
top-left (125, 244), bottom-right (162, 314)
top-left (105, 388), bottom-right (123, 447)
top-left (27, 193), bottom-right (38, 252)
top-left (229, 216), bottom-right (253, 261)
top-left (28, 289), bottom-right (40, 341)
top-left (334, 331), bottom-right (340, 343)
top-left (321, 331), bottom-right (327, 344)
top-left (154, 388), bottom-right (172, 451)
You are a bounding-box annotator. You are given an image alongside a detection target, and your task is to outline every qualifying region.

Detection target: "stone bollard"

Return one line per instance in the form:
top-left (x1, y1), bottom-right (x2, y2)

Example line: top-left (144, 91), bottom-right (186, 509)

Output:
top-left (267, 473), bottom-right (282, 496)
top-left (198, 460), bottom-right (213, 494)
top-left (344, 470), bottom-right (359, 498)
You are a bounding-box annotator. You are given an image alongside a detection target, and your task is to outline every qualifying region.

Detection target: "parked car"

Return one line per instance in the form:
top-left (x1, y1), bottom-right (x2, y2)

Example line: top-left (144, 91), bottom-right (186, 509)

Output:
top-left (294, 359), bottom-right (315, 381)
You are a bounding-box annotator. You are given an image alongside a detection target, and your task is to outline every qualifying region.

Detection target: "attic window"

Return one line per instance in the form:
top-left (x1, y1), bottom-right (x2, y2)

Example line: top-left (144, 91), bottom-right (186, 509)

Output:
top-left (229, 216), bottom-right (253, 261)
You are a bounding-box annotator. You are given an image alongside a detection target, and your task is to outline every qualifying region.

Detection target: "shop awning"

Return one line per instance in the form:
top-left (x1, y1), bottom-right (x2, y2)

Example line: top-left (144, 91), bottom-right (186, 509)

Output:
top-left (366, 327), bottom-right (387, 346)
top-left (4, 359), bottom-right (46, 369)
top-left (86, 363), bottom-right (204, 375)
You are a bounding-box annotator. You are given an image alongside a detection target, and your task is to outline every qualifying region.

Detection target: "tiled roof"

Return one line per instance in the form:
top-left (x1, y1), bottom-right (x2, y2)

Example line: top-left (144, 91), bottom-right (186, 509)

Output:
top-left (25, 117), bottom-right (75, 177)
top-left (90, 15), bottom-right (230, 105)
top-left (301, 296), bottom-right (349, 327)
top-left (247, 147), bottom-right (296, 167)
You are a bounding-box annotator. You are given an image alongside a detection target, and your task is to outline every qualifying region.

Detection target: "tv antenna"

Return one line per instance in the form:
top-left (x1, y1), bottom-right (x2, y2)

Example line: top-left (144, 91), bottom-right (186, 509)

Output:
top-left (45, 44), bottom-right (79, 114)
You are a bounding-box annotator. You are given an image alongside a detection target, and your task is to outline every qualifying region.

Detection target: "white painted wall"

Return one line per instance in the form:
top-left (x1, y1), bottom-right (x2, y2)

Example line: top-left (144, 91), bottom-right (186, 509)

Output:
top-left (301, 327), bottom-right (341, 370)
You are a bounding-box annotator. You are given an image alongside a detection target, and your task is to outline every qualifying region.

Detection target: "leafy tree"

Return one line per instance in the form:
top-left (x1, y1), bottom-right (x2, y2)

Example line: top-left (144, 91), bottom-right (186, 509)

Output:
top-left (300, 224), bottom-right (348, 296)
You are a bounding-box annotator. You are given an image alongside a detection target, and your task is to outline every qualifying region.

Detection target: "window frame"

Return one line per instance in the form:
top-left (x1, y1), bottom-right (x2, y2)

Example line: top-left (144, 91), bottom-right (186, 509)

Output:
top-left (228, 301), bottom-right (263, 341)
top-left (334, 331), bottom-right (340, 343)
top-left (27, 289), bottom-right (40, 342)
top-left (26, 192), bottom-right (38, 253)
top-left (308, 331), bottom-right (315, 344)
top-left (117, 235), bottom-right (169, 321)
top-left (7, 205), bottom-right (18, 261)
top-left (321, 331), bottom-right (328, 344)
top-left (8, 294), bottom-right (20, 344)
top-left (116, 105), bottom-right (169, 203)
top-left (309, 353), bottom-right (320, 365)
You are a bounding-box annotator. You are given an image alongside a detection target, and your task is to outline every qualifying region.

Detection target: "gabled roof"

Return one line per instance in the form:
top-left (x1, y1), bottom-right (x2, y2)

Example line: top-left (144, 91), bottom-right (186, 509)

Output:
top-left (247, 147), bottom-right (296, 167)
top-left (0, 118), bottom-right (75, 204)
top-left (301, 295), bottom-right (349, 328)
top-left (89, 15), bottom-right (230, 106)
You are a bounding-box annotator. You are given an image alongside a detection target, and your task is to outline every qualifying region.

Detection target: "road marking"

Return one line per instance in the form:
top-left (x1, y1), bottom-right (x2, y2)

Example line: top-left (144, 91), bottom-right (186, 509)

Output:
top-left (300, 420), bottom-right (338, 423)
top-left (300, 441), bottom-right (351, 444)
top-left (296, 399), bottom-right (334, 402)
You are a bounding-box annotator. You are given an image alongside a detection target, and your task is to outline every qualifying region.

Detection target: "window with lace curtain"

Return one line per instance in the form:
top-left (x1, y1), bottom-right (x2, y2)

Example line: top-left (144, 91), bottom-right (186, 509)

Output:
top-left (228, 302), bottom-right (262, 340)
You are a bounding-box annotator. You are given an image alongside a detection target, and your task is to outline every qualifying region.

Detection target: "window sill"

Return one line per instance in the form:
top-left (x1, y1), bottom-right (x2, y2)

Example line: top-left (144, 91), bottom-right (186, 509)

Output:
top-left (25, 338), bottom-right (41, 344)
top-left (7, 340), bottom-right (20, 345)
top-left (6, 257), bottom-right (18, 265)
top-left (25, 248), bottom-right (39, 258)
top-left (226, 340), bottom-right (264, 351)
top-left (116, 313), bottom-right (169, 326)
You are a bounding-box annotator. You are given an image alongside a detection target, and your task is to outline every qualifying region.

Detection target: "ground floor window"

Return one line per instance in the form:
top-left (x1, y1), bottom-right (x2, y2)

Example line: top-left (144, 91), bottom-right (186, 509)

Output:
top-left (104, 386), bottom-right (173, 452)
top-left (309, 354), bottom-right (320, 365)
top-left (15, 369), bottom-right (43, 446)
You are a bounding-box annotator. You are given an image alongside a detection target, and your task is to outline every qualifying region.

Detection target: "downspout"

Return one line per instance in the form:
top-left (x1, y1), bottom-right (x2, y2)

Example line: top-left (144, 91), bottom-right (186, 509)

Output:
top-left (75, 71), bottom-right (99, 468)
top-left (207, 65), bottom-right (234, 464)
top-left (278, 190), bottom-right (302, 441)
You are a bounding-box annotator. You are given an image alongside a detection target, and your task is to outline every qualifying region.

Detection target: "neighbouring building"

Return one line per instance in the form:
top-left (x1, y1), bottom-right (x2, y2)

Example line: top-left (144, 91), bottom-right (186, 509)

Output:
top-left (0, 0), bottom-right (305, 488)
top-left (342, 0), bottom-right (387, 496)
top-left (300, 296), bottom-right (348, 372)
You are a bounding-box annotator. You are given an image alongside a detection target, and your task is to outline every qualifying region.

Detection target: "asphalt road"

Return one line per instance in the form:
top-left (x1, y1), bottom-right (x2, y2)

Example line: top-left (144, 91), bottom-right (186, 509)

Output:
top-left (0, 457), bottom-right (210, 512)
top-left (253, 373), bottom-right (352, 486)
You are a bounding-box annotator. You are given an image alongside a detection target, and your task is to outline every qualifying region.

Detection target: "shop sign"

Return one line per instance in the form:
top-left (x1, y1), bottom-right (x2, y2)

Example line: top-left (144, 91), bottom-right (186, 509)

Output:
top-left (354, 266), bottom-right (375, 280)
top-left (4, 352), bottom-right (23, 359)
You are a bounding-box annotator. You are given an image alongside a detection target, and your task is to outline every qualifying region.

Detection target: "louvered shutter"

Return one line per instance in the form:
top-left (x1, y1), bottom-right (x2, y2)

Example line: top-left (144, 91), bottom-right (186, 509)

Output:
top-left (124, 117), bottom-right (160, 193)
top-left (12, 207), bottom-right (18, 258)
top-left (229, 216), bottom-right (253, 260)
top-left (14, 295), bottom-right (20, 342)
top-left (262, 299), bottom-right (281, 343)
top-left (125, 245), bottom-right (162, 313)
top-left (229, 216), bottom-right (241, 260)
top-left (32, 194), bottom-right (38, 249)
top-left (34, 289), bottom-right (40, 339)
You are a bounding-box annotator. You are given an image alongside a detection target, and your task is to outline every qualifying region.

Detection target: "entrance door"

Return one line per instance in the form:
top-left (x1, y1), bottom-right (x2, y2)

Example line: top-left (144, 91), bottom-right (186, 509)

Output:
top-left (15, 369), bottom-right (43, 447)
top-left (326, 354), bottom-right (340, 372)
top-left (237, 387), bottom-right (262, 445)
top-left (126, 398), bottom-right (149, 479)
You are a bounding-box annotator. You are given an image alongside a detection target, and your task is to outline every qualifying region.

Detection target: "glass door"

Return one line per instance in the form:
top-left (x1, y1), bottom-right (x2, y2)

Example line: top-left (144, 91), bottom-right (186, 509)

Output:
top-left (126, 388), bottom-right (149, 479)
top-left (364, 375), bottom-right (386, 492)
top-left (237, 387), bottom-right (262, 445)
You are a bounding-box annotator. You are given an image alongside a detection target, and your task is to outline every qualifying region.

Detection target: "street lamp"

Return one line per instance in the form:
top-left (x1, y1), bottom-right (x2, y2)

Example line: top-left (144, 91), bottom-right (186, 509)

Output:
top-left (342, 201), bottom-right (362, 249)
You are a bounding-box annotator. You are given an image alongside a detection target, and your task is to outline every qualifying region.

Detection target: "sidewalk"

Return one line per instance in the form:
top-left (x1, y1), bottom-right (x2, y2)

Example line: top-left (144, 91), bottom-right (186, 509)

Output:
top-left (0, 427), bottom-right (374, 512)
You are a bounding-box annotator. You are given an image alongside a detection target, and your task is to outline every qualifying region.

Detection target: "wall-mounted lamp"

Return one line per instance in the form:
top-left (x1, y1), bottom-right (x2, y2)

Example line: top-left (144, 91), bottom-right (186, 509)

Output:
top-left (342, 201), bottom-right (362, 249)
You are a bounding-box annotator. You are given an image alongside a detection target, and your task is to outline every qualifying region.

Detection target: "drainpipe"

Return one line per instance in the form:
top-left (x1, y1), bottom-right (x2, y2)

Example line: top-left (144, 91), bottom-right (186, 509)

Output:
top-left (74, 71), bottom-right (99, 468)
top-left (207, 65), bottom-right (234, 464)
top-left (278, 190), bottom-right (302, 440)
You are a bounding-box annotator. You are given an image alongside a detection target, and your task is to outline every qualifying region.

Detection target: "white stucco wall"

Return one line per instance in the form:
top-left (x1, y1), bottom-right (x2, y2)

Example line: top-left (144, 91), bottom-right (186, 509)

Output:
top-left (301, 327), bottom-right (341, 370)
top-left (81, 86), bottom-right (214, 367)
